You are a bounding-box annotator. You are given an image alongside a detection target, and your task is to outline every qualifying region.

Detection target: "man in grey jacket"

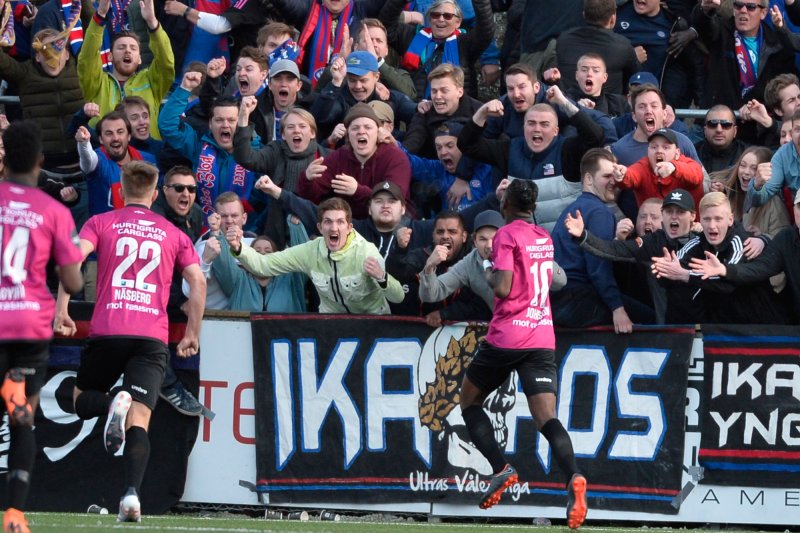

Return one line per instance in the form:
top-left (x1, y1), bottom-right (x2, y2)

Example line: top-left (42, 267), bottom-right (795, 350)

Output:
top-left (419, 209), bottom-right (565, 310)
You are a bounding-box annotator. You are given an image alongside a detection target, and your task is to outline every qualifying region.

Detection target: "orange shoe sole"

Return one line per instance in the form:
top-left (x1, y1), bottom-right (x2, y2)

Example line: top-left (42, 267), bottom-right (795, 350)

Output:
top-left (479, 473), bottom-right (518, 510)
top-left (567, 474), bottom-right (588, 529)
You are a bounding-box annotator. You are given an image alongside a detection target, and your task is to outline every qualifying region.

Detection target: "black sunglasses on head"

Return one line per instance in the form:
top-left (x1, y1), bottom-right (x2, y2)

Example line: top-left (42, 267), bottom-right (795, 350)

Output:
top-left (164, 184), bottom-right (197, 193)
top-left (705, 119), bottom-right (734, 130)
top-left (732, 1), bottom-right (764, 11)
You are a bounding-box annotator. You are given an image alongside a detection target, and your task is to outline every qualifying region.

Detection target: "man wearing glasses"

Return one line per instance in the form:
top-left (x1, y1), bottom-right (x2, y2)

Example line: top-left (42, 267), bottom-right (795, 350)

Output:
top-left (151, 166), bottom-right (208, 419)
top-left (691, 0), bottom-right (798, 110)
top-left (695, 105), bottom-right (748, 172)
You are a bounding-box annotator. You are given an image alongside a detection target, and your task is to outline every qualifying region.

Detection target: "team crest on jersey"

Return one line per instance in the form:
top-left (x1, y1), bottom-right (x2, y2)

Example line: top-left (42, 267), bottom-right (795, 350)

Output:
top-left (635, 237), bottom-right (644, 248)
top-left (543, 163), bottom-right (555, 176)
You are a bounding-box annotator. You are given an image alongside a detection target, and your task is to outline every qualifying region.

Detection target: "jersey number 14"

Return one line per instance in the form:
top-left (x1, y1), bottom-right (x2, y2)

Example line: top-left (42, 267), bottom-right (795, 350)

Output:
top-left (0, 226), bottom-right (30, 285)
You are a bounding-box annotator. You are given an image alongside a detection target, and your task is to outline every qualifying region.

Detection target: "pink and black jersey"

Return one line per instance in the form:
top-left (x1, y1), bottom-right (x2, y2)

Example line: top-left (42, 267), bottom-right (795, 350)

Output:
top-left (485, 219), bottom-right (556, 351)
top-left (80, 205), bottom-right (199, 344)
top-left (0, 182), bottom-right (83, 341)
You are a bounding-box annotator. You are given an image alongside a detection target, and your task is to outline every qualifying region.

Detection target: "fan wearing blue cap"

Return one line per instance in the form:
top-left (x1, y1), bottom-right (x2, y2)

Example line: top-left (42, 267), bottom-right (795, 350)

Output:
top-left (309, 50), bottom-right (418, 141)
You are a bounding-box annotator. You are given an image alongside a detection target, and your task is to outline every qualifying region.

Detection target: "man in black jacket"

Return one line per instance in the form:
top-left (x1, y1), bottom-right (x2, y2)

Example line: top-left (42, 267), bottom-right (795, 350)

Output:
top-left (310, 50), bottom-right (417, 141)
top-left (690, 189), bottom-right (800, 323)
top-left (565, 188), bottom-right (698, 324)
top-left (150, 165), bottom-right (208, 418)
top-left (691, 0), bottom-right (799, 110)
top-left (651, 191), bottom-right (785, 324)
top-left (552, 0), bottom-right (641, 96)
top-left (402, 64), bottom-right (482, 159)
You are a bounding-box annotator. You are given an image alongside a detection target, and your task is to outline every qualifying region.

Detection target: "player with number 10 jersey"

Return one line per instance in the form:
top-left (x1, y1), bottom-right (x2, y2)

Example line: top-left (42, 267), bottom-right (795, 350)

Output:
top-left (484, 219), bottom-right (555, 351)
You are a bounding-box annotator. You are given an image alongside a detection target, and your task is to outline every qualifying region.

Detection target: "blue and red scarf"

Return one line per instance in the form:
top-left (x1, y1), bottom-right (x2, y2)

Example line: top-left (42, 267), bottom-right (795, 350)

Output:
top-left (401, 27), bottom-right (461, 72)
top-left (401, 28), bottom-right (461, 97)
top-left (296, 0), bottom-right (353, 87)
top-left (96, 0), bottom-right (131, 72)
top-left (734, 28), bottom-right (762, 99)
top-left (62, 0), bottom-right (83, 55)
top-left (268, 37), bottom-right (300, 66)
top-left (179, 0), bottom-right (230, 72)
top-left (195, 142), bottom-right (256, 215)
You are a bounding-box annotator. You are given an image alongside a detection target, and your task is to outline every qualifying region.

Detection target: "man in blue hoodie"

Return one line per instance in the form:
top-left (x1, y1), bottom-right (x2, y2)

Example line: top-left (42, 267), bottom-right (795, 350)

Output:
top-left (159, 70), bottom-right (261, 217)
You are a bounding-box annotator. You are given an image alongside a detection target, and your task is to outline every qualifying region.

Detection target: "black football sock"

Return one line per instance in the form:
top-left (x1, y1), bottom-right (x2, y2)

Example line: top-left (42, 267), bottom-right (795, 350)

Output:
top-left (7, 425), bottom-right (35, 510)
top-left (123, 426), bottom-right (150, 493)
top-left (540, 418), bottom-right (579, 480)
top-left (75, 390), bottom-right (110, 419)
top-left (462, 405), bottom-right (507, 474)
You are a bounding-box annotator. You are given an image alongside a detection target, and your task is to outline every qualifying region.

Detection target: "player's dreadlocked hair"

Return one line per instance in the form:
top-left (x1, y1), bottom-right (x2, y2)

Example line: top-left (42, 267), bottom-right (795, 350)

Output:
top-left (505, 178), bottom-right (538, 215)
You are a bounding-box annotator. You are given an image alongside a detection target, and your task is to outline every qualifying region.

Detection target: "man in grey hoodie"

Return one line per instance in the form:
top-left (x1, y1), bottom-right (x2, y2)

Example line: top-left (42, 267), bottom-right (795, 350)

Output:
top-left (419, 208), bottom-right (565, 310)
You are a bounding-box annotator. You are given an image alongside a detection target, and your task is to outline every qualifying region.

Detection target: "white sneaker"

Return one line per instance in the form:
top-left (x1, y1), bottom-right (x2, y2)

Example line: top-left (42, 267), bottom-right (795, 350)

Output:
top-left (117, 489), bottom-right (141, 522)
top-left (104, 391), bottom-right (132, 455)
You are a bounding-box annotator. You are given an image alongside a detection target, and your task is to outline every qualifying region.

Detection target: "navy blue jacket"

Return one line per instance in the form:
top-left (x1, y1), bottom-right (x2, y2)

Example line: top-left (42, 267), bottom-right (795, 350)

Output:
top-left (552, 192), bottom-right (624, 311)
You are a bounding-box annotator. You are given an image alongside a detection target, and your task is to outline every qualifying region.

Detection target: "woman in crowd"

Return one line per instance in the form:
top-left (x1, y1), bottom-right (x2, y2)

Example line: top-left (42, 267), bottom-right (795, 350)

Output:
top-left (713, 146), bottom-right (791, 292)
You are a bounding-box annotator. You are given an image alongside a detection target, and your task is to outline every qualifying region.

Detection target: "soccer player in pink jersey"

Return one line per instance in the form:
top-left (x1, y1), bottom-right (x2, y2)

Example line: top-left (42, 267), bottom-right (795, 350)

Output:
top-left (55, 161), bottom-right (206, 523)
top-left (0, 121), bottom-right (84, 533)
top-left (458, 178), bottom-right (588, 529)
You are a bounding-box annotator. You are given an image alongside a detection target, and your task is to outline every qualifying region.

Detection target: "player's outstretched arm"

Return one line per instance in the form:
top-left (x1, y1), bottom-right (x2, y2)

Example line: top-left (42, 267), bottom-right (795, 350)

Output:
top-left (178, 263), bottom-right (206, 357)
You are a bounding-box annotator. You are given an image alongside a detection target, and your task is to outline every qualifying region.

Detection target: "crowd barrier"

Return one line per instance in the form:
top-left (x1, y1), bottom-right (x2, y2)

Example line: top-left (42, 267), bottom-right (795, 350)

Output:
top-left (8, 309), bottom-right (799, 526)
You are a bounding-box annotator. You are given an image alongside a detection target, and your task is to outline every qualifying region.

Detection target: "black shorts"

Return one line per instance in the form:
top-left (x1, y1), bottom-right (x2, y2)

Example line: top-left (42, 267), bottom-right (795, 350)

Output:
top-left (466, 341), bottom-right (558, 396)
top-left (0, 341), bottom-right (50, 398)
top-left (76, 337), bottom-right (168, 410)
